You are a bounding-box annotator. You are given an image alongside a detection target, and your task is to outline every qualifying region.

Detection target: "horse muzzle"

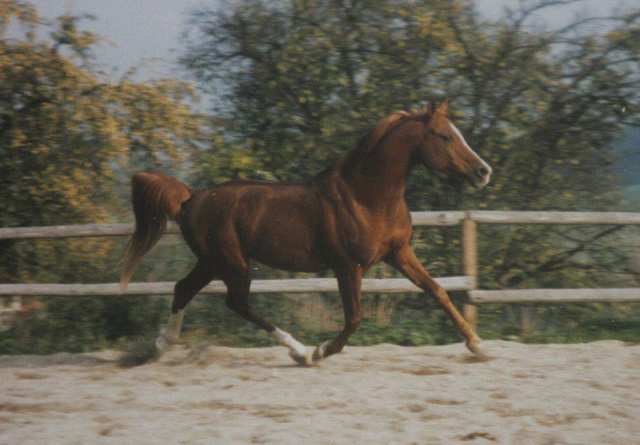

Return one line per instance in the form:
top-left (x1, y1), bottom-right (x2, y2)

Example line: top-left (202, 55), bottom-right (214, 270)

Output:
top-left (469, 165), bottom-right (492, 189)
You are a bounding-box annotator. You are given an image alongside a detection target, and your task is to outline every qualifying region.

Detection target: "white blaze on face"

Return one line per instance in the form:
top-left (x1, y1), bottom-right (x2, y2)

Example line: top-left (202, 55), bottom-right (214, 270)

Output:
top-left (449, 122), bottom-right (492, 187)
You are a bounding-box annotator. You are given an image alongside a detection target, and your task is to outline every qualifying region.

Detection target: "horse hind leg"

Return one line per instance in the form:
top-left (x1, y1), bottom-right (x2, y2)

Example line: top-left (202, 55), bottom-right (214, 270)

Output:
top-left (223, 270), bottom-right (316, 365)
top-left (156, 262), bottom-right (214, 353)
top-left (273, 265), bottom-right (363, 366)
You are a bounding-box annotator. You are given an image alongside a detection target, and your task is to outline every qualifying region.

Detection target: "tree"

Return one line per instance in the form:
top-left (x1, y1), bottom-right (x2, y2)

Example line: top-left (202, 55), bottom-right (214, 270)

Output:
top-left (183, 0), bottom-right (465, 182)
top-left (182, 0), bottom-right (640, 336)
top-left (0, 1), bottom-right (206, 282)
top-left (0, 1), bottom-right (207, 350)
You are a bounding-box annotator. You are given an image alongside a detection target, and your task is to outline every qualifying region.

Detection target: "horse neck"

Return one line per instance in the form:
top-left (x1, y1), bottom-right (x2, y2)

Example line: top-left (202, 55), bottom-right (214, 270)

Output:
top-left (344, 120), bottom-right (421, 208)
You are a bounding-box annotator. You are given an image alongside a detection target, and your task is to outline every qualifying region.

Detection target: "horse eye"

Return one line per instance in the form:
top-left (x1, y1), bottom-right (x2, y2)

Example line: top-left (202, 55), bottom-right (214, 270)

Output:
top-left (428, 128), bottom-right (453, 142)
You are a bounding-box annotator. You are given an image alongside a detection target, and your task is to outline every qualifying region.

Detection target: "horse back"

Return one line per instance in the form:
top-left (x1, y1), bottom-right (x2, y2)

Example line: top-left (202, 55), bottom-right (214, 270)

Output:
top-left (180, 181), bottom-right (330, 271)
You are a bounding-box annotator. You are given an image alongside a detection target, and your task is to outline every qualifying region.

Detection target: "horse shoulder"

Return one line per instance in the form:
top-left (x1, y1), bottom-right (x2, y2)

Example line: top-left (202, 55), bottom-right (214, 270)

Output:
top-left (318, 179), bottom-right (412, 266)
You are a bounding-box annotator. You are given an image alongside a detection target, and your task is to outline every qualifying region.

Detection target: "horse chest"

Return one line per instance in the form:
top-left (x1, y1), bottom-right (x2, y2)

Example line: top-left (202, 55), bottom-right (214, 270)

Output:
top-left (321, 181), bottom-right (412, 267)
top-left (336, 216), bottom-right (410, 267)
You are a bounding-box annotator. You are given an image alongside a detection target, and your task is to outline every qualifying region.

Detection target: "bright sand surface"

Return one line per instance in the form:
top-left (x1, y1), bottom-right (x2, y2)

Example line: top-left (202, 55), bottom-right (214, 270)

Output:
top-left (1, 340), bottom-right (639, 444)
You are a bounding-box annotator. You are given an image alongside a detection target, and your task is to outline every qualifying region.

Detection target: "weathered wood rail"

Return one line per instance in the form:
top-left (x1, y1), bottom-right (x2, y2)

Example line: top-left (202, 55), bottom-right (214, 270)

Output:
top-left (0, 277), bottom-right (475, 296)
top-left (2, 211), bottom-right (639, 240)
top-left (0, 211), bottom-right (465, 240)
top-left (1, 211), bottom-right (639, 330)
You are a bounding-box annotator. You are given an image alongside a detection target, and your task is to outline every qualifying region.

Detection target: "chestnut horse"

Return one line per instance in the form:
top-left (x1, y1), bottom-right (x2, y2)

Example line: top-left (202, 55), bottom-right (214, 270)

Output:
top-left (120, 100), bottom-right (492, 365)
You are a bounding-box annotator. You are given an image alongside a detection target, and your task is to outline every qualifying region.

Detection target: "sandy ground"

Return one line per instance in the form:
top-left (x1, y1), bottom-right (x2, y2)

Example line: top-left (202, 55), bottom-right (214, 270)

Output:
top-left (1, 340), bottom-right (639, 444)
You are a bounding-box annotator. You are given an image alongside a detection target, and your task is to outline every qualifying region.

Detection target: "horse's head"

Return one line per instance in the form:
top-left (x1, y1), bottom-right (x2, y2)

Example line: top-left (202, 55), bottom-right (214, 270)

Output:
top-left (418, 100), bottom-right (492, 188)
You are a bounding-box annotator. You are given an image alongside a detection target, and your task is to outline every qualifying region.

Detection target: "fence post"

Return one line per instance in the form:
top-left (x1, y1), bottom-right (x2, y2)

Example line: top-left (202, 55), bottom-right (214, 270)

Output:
top-left (461, 213), bottom-right (478, 332)
top-left (11, 296), bottom-right (22, 311)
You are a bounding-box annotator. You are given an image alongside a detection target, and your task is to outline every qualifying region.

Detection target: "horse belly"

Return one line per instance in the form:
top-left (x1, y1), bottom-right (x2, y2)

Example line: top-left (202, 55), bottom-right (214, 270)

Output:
top-left (249, 227), bottom-right (328, 272)
top-left (246, 207), bottom-right (329, 272)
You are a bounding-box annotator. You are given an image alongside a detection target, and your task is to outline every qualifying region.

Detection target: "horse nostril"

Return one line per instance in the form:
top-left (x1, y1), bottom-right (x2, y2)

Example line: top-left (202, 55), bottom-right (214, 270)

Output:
top-left (477, 167), bottom-right (490, 177)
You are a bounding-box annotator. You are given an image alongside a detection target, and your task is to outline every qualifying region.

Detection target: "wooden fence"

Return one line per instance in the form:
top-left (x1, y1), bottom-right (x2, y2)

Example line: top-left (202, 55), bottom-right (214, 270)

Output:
top-left (1, 211), bottom-right (639, 329)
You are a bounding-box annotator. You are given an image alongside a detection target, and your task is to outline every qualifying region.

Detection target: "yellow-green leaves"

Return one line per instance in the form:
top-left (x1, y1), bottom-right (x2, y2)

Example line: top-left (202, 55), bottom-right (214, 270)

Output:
top-left (0, 4), bottom-right (205, 285)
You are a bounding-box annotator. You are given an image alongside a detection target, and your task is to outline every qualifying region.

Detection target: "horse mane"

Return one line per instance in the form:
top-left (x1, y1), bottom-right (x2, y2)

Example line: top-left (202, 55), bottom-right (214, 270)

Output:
top-left (322, 109), bottom-right (432, 180)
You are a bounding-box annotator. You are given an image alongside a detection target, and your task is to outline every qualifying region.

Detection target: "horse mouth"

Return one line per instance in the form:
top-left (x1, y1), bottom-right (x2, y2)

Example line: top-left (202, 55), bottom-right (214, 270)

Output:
top-left (445, 168), bottom-right (491, 189)
top-left (449, 172), bottom-right (490, 189)
top-left (467, 165), bottom-right (491, 189)
top-left (469, 173), bottom-right (490, 189)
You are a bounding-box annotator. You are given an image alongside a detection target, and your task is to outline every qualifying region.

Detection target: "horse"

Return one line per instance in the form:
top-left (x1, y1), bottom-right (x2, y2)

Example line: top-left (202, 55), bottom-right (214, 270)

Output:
top-left (120, 99), bottom-right (492, 365)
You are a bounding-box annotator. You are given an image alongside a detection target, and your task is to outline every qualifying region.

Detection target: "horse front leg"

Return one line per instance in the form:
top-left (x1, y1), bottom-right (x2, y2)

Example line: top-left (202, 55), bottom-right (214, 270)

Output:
top-left (385, 244), bottom-right (484, 355)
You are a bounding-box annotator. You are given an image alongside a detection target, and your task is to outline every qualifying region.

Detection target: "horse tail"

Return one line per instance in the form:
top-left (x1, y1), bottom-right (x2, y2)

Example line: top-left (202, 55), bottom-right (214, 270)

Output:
top-left (120, 172), bottom-right (195, 293)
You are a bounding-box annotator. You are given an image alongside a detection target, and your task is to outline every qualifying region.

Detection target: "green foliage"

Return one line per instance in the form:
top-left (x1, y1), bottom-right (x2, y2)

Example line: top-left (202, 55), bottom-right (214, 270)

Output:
top-left (182, 0), bottom-right (640, 293)
top-left (2, 1), bottom-right (640, 354)
top-left (179, 0), bottom-right (640, 346)
top-left (0, 296), bottom-right (169, 354)
top-left (184, 0), bottom-right (467, 182)
top-left (0, 298), bottom-right (106, 354)
top-left (0, 1), bottom-right (205, 352)
top-left (0, 0), bottom-right (205, 234)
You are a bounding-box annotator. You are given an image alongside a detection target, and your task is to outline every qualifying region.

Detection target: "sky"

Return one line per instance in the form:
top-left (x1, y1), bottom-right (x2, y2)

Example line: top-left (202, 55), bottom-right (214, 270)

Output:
top-left (26, 0), bottom-right (635, 82)
top-left (28, 0), bottom-right (205, 80)
top-left (13, 0), bottom-right (640, 185)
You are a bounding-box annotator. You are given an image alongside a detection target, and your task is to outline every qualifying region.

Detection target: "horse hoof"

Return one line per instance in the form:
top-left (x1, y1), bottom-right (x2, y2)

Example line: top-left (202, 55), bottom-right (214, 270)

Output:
top-left (155, 336), bottom-right (169, 354)
top-left (312, 341), bottom-right (331, 361)
top-left (465, 338), bottom-right (489, 359)
top-left (289, 347), bottom-right (316, 366)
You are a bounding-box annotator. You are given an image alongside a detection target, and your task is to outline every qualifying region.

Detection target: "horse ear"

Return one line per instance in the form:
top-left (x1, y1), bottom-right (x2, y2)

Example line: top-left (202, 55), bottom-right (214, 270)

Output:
top-left (440, 98), bottom-right (449, 112)
top-left (427, 99), bottom-right (438, 115)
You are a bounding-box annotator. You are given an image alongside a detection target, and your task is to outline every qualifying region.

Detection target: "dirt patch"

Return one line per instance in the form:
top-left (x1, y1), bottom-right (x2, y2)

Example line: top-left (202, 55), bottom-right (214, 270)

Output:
top-left (0, 341), bottom-right (638, 443)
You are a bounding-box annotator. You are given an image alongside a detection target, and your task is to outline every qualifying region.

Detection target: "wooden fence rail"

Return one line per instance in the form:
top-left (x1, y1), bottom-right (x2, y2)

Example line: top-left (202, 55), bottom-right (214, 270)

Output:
top-left (3, 211), bottom-right (640, 240)
top-left (1, 211), bottom-right (639, 330)
top-left (0, 277), bottom-right (475, 297)
top-left (0, 211), bottom-right (466, 240)
top-left (469, 288), bottom-right (640, 303)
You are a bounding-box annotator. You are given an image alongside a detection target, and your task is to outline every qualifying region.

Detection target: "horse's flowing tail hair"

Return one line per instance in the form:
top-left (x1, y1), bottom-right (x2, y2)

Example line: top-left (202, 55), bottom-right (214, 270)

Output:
top-left (120, 172), bottom-right (194, 293)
